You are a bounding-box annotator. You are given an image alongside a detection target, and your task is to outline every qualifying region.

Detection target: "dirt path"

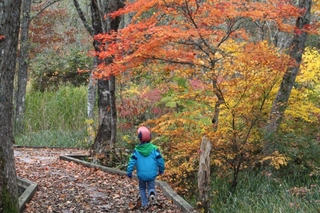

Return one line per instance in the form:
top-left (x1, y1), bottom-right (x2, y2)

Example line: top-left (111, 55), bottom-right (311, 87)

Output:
top-left (14, 147), bottom-right (182, 213)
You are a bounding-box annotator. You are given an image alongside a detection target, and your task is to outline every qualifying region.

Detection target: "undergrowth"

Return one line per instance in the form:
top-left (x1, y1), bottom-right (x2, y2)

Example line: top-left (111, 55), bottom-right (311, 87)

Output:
top-left (15, 85), bottom-right (320, 212)
top-left (208, 171), bottom-right (320, 213)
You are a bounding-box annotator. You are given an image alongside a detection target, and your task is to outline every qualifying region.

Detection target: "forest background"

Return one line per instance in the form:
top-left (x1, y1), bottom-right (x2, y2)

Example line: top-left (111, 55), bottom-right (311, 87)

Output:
top-left (10, 0), bottom-right (320, 212)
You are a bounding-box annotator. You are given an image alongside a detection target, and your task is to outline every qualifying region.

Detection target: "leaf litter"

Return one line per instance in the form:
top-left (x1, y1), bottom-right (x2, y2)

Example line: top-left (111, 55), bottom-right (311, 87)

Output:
top-left (15, 147), bottom-right (183, 213)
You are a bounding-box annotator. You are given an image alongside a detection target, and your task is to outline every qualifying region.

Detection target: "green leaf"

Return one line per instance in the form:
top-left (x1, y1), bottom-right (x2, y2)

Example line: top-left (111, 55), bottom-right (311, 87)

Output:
top-left (175, 77), bottom-right (187, 88)
top-left (160, 96), bottom-right (173, 103)
top-left (166, 101), bottom-right (177, 108)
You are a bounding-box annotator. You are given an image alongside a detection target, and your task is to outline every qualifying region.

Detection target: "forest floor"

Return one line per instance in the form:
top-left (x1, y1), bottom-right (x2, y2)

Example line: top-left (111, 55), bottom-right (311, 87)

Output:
top-left (14, 147), bottom-right (183, 213)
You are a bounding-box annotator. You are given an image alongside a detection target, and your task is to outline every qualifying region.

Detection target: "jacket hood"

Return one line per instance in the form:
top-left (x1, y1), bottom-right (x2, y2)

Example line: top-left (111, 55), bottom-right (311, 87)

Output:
top-left (135, 142), bottom-right (157, 157)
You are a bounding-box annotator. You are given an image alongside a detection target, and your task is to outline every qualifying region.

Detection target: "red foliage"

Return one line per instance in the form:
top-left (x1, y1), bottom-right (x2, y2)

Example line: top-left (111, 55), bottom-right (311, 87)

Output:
top-left (189, 79), bottom-right (206, 90)
top-left (117, 88), bottom-right (167, 131)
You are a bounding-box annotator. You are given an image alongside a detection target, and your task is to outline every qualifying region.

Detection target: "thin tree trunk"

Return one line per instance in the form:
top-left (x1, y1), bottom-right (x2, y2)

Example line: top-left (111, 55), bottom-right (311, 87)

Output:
top-left (87, 69), bottom-right (97, 120)
top-left (212, 78), bottom-right (225, 131)
top-left (86, 59), bottom-right (97, 144)
top-left (15, 0), bottom-right (32, 134)
top-left (109, 75), bottom-right (117, 148)
top-left (15, 0), bottom-right (61, 134)
top-left (73, 0), bottom-right (97, 145)
top-left (0, 0), bottom-right (22, 212)
top-left (263, 0), bottom-right (312, 155)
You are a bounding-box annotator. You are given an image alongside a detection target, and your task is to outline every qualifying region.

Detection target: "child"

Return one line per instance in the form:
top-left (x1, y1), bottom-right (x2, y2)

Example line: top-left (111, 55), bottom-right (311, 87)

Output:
top-left (127, 126), bottom-right (165, 210)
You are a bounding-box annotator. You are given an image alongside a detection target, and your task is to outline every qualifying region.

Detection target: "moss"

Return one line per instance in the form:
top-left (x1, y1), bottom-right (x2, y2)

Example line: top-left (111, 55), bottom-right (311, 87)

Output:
top-left (0, 147), bottom-right (19, 213)
top-left (1, 188), bottom-right (19, 213)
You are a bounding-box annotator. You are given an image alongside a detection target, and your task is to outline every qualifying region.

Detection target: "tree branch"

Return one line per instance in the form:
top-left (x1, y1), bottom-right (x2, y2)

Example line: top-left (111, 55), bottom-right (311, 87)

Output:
top-left (73, 0), bottom-right (94, 36)
top-left (30, 0), bottom-right (61, 21)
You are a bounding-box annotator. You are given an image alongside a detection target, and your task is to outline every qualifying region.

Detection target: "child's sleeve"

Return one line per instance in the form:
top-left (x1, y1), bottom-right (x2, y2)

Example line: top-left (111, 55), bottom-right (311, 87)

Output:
top-left (127, 150), bottom-right (137, 174)
top-left (155, 149), bottom-right (165, 174)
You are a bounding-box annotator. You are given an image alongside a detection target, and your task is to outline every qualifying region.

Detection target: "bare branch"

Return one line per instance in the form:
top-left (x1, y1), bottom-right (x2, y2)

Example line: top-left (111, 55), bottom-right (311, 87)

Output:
top-left (30, 0), bottom-right (61, 21)
top-left (73, 0), bottom-right (94, 36)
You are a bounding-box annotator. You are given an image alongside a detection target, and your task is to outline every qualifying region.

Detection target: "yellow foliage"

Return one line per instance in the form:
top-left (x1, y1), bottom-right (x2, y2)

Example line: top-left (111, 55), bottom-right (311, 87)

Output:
top-left (85, 118), bottom-right (95, 125)
top-left (146, 40), bottom-right (295, 193)
top-left (286, 47), bottom-right (320, 123)
top-left (261, 151), bottom-right (290, 170)
top-left (213, 159), bottom-right (223, 167)
top-left (85, 119), bottom-right (96, 144)
top-left (122, 134), bottom-right (133, 144)
top-left (121, 82), bottom-right (143, 97)
top-left (312, 0), bottom-right (320, 14)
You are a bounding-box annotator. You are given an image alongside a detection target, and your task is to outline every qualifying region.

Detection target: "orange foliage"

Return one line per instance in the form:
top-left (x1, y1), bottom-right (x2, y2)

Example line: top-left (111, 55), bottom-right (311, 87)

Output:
top-left (94, 0), bottom-right (301, 78)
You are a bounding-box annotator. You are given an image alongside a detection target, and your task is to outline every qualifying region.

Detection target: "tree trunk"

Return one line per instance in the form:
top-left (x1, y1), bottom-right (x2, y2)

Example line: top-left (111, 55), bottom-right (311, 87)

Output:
top-left (263, 0), bottom-right (312, 155)
top-left (74, 0), bottom-right (113, 158)
top-left (90, 0), bottom-right (123, 157)
top-left (198, 136), bottom-right (212, 213)
top-left (90, 0), bottom-right (112, 157)
top-left (94, 79), bottom-right (112, 150)
top-left (15, 0), bottom-right (32, 134)
top-left (0, 0), bottom-right (22, 212)
top-left (73, 0), bottom-right (124, 159)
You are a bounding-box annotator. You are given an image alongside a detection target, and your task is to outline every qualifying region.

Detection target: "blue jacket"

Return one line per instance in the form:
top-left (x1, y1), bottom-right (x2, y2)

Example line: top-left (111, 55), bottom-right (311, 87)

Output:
top-left (127, 142), bottom-right (165, 181)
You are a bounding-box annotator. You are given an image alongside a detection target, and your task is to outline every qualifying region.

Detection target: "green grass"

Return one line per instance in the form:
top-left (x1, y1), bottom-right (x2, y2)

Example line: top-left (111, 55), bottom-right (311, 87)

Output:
top-left (15, 85), bottom-right (91, 148)
top-left (24, 85), bottom-right (88, 132)
top-left (209, 172), bottom-right (320, 213)
top-left (15, 129), bottom-right (88, 148)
